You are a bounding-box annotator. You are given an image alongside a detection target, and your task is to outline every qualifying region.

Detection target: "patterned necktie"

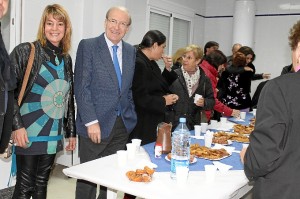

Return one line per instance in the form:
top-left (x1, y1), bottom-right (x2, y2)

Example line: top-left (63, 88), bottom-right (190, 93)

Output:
top-left (112, 45), bottom-right (122, 89)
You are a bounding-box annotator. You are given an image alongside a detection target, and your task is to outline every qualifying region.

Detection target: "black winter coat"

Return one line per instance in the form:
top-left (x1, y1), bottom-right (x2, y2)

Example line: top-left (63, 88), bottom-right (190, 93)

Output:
top-left (169, 68), bottom-right (215, 130)
top-left (130, 50), bottom-right (176, 145)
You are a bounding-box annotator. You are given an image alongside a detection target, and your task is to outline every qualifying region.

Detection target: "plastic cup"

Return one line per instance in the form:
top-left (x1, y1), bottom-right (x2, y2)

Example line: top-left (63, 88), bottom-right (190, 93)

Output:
top-left (205, 165), bottom-right (217, 183)
top-left (209, 120), bottom-right (218, 129)
top-left (126, 143), bottom-right (136, 160)
top-left (252, 109), bottom-right (257, 117)
top-left (131, 139), bottom-right (142, 152)
top-left (194, 125), bottom-right (201, 137)
top-left (240, 112), bottom-right (246, 120)
top-left (116, 150), bottom-right (127, 168)
top-left (176, 166), bottom-right (189, 185)
top-left (201, 122), bottom-right (208, 133)
top-left (220, 117), bottom-right (227, 125)
top-left (194, 94), bottom-right (203, 104)
top-left (204, 133), bottom-right (213, 148)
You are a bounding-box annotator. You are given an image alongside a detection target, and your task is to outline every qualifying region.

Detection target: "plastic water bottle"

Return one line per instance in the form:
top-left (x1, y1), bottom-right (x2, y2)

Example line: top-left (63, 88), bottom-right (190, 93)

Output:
top-left (170, 117), bottom-right (191, 179)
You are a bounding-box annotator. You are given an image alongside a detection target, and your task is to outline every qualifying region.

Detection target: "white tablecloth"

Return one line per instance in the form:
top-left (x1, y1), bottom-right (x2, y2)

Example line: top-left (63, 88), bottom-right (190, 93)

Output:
top-left (63, 147), bottom-right (251, 199)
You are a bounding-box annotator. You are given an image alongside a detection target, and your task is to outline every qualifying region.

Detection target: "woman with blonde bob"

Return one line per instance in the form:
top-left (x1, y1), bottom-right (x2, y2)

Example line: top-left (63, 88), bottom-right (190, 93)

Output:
top-left (170, 44), bottom-right (215, 129)
top-left (10, 4), bottom-right (76, 198)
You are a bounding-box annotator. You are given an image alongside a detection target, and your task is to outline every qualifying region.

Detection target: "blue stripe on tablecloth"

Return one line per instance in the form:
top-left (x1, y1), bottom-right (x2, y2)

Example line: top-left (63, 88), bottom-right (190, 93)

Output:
top-left (143, 137), bottom-right (244, 172)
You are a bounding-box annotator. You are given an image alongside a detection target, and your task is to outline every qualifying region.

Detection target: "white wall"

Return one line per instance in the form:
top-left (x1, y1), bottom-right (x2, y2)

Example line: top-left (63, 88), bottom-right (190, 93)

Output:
top-left (203, 0), bottom-right (300, 95)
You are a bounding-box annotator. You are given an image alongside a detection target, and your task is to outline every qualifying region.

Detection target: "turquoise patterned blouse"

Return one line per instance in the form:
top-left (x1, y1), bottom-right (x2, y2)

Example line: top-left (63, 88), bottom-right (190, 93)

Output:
top-left (16, 60), bottom-right (70, 155)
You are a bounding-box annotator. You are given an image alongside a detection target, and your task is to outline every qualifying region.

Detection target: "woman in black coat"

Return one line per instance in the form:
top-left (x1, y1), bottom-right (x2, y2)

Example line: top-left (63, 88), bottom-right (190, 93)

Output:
top-left (221, 51), bottom-right (255, 111)
top-left (170, 44), bottom-right (215, 130)
top-left (130, 30), bottom-right (178, 145)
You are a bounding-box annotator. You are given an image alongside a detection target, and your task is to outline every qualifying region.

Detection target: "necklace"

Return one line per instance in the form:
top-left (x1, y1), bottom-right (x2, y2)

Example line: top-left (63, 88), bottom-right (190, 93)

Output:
top-left (47, 47), bottom-right (60, 66)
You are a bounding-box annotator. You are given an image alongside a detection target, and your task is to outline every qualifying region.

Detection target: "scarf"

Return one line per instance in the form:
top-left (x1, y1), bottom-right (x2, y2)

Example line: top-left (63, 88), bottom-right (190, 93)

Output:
top-left (181, 66), bottom-right (200, 97)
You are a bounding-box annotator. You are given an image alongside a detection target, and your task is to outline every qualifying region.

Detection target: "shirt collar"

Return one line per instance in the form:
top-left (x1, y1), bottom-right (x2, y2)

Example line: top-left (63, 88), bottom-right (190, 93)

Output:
top-left (104, 33), bottom-right (122, 50)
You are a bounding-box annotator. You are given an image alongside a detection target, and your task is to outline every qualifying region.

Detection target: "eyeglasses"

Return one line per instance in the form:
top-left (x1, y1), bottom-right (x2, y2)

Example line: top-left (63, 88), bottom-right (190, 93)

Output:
top-left (182, 54), bottom-right (195, 61)
top-left (106, 18), bottom-right (129, 28)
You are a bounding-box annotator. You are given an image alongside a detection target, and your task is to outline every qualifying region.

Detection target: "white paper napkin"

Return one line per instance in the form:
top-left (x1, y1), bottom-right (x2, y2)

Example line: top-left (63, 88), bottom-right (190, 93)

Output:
top-left (233, 118), bottom-right (245, 122)
top-left (136, 159), bottom-right (158, 169)
top-left (190, 135), bottom-right (204, 139)
top-left (217, 123), bottom-right (234, 131)
top-left (212, 161), bottom-right (233, 172)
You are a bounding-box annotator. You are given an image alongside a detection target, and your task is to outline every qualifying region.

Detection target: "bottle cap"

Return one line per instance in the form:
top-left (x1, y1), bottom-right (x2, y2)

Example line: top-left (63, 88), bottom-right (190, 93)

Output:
top-left (179, 118), bottom-right (186, 123)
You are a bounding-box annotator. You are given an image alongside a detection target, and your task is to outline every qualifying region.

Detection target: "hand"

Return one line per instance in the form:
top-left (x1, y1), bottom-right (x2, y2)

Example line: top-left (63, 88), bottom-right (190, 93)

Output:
top-left (240, 147), bottom-right (247, 164)
top-left (231, 109), bottom-right (240, 118)
top-left (162, 55), bottom-right (173, 71)
top-left (87, 123), bottom-right (101, 143)
top-left (163, 94), bottom-right (179, 106)
top-left (13, 128), bottom-right (29, 148)
top-left (262, 73), bottom-right (271, 79)
top-left (65, 137), bottom-right (76, 151)
top-left (244, 66), bottom-right (253, 72)
top-left (195, 97), bottom-right (204, 107)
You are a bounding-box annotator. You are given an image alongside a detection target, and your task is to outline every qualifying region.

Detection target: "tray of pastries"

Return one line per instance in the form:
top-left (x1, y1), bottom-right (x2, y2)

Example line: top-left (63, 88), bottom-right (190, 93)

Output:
top-left (233, 124), bottom-right (254, 135)
top-left (213, 131), bottom-right (249, 143)
top-left (190, 144), bottom-right (230, 160)
top-left (165, 153), bottom-right (197, 164)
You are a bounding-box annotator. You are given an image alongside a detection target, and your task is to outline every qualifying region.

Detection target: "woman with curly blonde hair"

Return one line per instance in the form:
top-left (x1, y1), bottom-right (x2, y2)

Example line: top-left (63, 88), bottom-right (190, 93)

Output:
top-left (241, 20), bottom-right (300, 198)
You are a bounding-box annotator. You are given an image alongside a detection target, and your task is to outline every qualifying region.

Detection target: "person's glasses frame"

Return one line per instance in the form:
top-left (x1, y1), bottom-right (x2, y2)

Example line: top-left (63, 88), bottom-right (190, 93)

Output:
top-left (106, 18), bottom-right (129, 28)
top-left (182, 54), bottom-right (195, 61)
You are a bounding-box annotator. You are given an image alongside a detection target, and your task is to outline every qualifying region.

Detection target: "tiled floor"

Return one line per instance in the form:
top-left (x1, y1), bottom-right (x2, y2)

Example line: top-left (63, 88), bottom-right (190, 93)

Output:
top-left (48, 164), bottom-right (77, 199)
top-left (48, 164), bottom-right (126, 199)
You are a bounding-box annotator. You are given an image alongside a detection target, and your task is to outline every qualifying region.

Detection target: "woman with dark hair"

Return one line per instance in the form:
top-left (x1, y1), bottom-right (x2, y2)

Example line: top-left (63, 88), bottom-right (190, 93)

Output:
top-left (200, 50), bottom-right (240, 120)
top-left (221, 51), bottom-right (255, 111)
top-left (129, 30), bottom-right (178, 145)
top-left (227, 46), bottom-right (270, 80)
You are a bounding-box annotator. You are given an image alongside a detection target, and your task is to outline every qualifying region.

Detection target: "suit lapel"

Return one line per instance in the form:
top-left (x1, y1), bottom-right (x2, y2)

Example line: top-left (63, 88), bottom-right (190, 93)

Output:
top-left (121, 43), bottom-right (131, 92)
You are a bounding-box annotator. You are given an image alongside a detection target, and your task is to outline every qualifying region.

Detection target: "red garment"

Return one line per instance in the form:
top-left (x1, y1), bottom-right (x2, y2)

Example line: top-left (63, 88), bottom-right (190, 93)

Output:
top-left (200, 60), bottom-right (233, 119)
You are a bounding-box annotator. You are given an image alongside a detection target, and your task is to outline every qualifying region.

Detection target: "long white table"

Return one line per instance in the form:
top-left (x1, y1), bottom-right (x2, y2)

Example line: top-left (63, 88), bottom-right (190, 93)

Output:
top-left (63, 148), bottom-right (251, 199)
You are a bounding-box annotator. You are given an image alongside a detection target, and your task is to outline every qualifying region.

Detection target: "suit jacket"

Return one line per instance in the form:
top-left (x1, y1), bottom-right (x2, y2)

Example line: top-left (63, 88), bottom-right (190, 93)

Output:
top-left (244, 70), bottom-right (300, 199)
top-left (130, 50), bottom-right (173, 145)
top-left (74, 34), bottom-right (137, 139)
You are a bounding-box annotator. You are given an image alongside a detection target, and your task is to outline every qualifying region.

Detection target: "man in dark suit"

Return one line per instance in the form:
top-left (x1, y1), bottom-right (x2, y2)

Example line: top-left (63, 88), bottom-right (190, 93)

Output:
top-left (74, 6), bottom-right (137, 199)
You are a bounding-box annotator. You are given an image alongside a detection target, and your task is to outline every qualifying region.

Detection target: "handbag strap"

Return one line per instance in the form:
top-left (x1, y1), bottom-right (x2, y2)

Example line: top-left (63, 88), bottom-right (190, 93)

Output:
top-left (18, 43), bottom-right (35, 106)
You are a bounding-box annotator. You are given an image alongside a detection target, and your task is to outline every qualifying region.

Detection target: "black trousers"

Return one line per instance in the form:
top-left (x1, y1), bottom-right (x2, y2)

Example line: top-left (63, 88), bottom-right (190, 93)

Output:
top-left (12, 154), bottom-right (56, 199)
top-left (76, 116), bottom-right (129, 199)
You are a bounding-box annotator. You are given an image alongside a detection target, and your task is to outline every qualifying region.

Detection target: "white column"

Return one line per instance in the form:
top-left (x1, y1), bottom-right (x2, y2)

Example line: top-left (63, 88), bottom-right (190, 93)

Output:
top-left (232, 0), bottom-right (256, 47)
